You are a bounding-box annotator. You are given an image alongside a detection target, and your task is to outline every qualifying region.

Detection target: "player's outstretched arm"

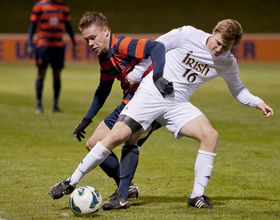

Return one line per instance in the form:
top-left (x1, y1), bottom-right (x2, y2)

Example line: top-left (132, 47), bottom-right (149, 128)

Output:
top-left (73, 79), bottom-right (114, 141)
top-left (257, 102), bottom-right (274, 118)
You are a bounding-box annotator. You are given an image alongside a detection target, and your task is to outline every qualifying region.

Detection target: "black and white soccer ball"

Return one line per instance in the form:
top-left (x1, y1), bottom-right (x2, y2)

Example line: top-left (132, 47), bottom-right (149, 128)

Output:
top-left (69, 186), bottom-right (102, 217)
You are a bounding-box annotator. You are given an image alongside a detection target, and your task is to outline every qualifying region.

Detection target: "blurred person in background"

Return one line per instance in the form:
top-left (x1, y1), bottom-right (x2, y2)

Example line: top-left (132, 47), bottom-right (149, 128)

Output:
top-left (27, 0), bottom-right (76, 114)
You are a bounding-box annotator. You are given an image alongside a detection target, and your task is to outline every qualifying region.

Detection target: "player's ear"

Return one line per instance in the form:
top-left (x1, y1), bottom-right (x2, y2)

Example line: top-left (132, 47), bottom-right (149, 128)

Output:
top-left (103, 26), bottom-right (109, 37)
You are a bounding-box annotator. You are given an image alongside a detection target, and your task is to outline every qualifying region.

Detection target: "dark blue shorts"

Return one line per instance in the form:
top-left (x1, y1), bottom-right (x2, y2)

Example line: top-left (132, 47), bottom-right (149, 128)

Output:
top-left (35, 46), bottom-right (65, 69)
top-left (104, 102), bottom-right (125, 129)
top-left (104, 102), bottom-right (162, 146)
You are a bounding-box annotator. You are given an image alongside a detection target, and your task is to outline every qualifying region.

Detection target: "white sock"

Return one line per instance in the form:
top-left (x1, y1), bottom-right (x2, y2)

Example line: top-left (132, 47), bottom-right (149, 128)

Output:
top-left (70, 141), bottom-right (111, 186)
top-left (191, 149), bottom-right (216, 198)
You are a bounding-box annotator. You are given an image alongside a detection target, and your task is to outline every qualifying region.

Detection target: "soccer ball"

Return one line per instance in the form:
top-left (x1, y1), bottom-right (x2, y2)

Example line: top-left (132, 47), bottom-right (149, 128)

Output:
top-left (69, 186), bottom-right (102, 217)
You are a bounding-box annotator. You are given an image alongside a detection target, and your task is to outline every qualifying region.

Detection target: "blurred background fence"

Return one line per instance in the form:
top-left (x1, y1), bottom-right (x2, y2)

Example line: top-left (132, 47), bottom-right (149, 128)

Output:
top-left (1, 0), bottom-right (279, 62)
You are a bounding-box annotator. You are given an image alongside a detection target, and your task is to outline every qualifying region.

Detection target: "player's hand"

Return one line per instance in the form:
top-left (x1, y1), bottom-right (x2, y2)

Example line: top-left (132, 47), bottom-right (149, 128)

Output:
top-left (73, 118), bottom-right (93, 141)
top-left (125, 75), bottom-right (138, 87)
top-left (257, 102), bottom-right (273, 118)
top-left (153, 72), bottom-right (174, 97)
top-left (27, 46), bottom-right (34, 58)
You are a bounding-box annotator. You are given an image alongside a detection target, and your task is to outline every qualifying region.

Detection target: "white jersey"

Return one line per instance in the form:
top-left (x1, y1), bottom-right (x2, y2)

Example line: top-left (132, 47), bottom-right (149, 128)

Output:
top-left (129, 26), bottom-right (263, 107)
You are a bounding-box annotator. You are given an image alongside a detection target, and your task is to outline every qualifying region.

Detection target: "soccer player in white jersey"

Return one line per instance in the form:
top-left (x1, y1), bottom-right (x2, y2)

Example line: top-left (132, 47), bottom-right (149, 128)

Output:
top-left (50, 19), bottom-right (273, 209)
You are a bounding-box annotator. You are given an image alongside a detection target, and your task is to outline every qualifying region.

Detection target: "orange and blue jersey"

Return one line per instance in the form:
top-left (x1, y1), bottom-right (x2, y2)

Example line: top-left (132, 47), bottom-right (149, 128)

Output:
top-left (99, 34), bottom-right (151, 101)
top-left (85, 33), bottom-right (165, 119)
top-left (28, 0), bottom-right (75, 47)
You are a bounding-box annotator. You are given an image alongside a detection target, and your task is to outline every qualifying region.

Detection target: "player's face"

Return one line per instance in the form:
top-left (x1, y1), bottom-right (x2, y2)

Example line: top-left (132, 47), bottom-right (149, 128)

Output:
top-left (208, 32), bottom-right (235, 57)
top-left (81, 24), bottom-right (110, 54)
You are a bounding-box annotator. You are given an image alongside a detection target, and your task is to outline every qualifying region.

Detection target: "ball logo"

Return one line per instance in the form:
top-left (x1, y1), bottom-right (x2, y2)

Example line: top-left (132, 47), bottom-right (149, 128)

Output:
top-left (69, 186), bottom-right (102, 217)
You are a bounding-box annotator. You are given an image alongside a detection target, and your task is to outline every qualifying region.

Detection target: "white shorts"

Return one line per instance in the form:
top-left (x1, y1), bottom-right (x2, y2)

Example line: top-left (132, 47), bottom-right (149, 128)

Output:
top-left (120, 83), bottom-right (203, 139)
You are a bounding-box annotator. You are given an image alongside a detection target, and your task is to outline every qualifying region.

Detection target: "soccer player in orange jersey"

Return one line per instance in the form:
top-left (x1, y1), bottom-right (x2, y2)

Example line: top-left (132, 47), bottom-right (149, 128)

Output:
top-left (27, 0), bottom-right (76, 113)
top-left (49, 11), bottom-right (169, 210)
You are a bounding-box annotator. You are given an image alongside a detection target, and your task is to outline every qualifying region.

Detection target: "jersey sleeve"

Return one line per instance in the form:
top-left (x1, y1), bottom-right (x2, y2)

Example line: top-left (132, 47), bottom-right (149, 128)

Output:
top-left (62, 5), bottom-right (71, 22)
top-left (117, 36), bottom-right (165, 75)
top-left (144, 40), bottom-right (165, 75)
top-left (223, 61), bottom-right (264, 108)
top-left (128, 27), bottom-right (190, 79)
top-left (27, 21), bottom-right (37, 46)
top-left (84, 79), bottom-right (114, 119)
top-left (65, 21), bottom-right (76, 45)
top-left (28, 4), bottom-right (40, 46)
top-left (30, 3), bottom-right (40, 22)
top-left (156, 26), bottom-right (190, 51)
top-left (118, 38), bottom-right (148, 59)
top-left (128, 57), bottom-right (152, 82)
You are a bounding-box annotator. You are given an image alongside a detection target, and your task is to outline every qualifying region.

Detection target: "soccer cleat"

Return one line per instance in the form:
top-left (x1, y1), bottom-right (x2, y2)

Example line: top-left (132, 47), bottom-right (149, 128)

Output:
top-left (188, 194), bottom-right (213, 209)
top-left (35, 106), bottom-right (43, 114)
top-left (49, 180), bottom-right (75, 200)
top-left (52, 106), bottom-right (62, 113)
top-left (128, 183), bottom-right (140, 199)
top-left (103, 192), bottom-right (130, 210)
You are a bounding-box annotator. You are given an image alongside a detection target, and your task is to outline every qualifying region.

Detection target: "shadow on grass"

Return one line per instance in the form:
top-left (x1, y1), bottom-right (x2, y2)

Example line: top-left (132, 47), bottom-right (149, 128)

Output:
top-left (130, 195), bottom-right (279, 207)
top-left (58, 195), bottom-right (279, 211)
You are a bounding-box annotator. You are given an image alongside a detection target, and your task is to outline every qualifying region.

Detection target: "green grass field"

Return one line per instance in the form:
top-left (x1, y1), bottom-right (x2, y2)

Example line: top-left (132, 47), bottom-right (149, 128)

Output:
top-left (0, 61), bottom-right (279, 220)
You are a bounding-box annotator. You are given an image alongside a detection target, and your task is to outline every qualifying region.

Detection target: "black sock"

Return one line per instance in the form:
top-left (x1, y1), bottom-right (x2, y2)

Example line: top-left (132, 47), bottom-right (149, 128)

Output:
top-left (36, 79), bottom-right (43, 107)
top-left (53, 78), bottom-right (60, 107)
top-left (99, 152), bottom-right (120, 185)
top-left (117, 145), bottom-right (139, 198)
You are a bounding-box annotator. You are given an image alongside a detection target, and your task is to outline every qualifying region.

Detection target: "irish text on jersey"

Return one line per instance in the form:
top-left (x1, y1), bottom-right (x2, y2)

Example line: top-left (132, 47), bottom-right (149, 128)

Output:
top-left (182, 53), bottom-right (210, 76)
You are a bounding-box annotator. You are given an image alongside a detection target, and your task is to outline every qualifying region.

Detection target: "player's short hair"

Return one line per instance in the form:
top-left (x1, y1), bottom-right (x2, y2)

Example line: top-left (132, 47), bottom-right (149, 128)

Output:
top-left (214, 19), bottom-right (243, 46)
top-left (78, 11), bottom-right (111, 32)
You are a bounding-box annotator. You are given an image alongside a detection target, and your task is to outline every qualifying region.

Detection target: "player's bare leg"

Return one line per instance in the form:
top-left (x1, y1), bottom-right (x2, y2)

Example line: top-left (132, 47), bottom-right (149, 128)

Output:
top-left (179, 115), bottom-right (218, 153)
top-left (178, 115), bottom-right (218, 208)
top-left (102, 123), bottom-right (145, 210)
top-left (49, 120), bottom-right (144, 200)
top-left (86, 120), bottom-right (120, 183)
top-left (86, 120), bottom-right (138, 199)
top-left (100, 121), bottom-right (133, 151)
top-left (86, 120), bottom-right (110, 151)
top-left (86, 120), bottom-right (151, 150)
top-left (86, 121), bottom-right (140, 188)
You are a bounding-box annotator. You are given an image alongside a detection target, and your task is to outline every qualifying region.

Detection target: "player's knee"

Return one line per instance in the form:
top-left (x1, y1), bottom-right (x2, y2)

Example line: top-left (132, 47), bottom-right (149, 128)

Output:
top-left (104, 122), bottom-right (133, 147)
top-left (108, 129), bottom-right (128, 146)
top-left (205, 128), bottom-right (219, 150)
top-left (85, 139), bottom-right (94, 151)
top-left (37, 69), bottom-right (46, 79)
top-left (209, 128), bottom-right (218, 141)
top-left (53, 70), bottom-right (61, 79)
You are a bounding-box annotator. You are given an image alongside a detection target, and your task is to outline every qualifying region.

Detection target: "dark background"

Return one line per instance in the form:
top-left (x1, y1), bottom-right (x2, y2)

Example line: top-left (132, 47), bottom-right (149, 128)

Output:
top-left (1, 0), bottom-right (280, 34)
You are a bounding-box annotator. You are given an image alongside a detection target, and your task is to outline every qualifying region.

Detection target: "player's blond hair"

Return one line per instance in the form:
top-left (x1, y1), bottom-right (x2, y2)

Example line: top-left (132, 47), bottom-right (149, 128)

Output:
top-left (78, 11), bottom-right (111, 32)
top-left (214, 19), bottom-right (243, 46)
